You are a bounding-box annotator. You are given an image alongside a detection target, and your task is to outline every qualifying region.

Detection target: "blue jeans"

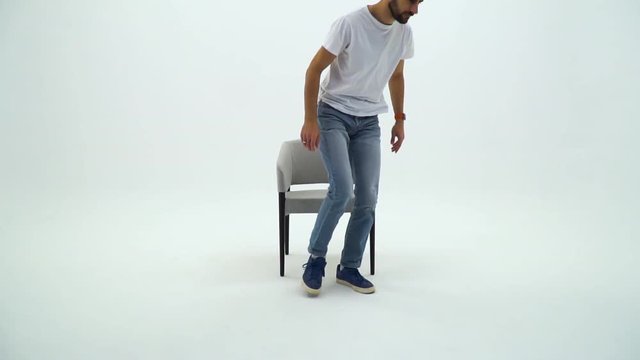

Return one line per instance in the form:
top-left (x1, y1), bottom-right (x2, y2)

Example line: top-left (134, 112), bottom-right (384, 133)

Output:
top-left (308, 101), bottom-right (381, 268)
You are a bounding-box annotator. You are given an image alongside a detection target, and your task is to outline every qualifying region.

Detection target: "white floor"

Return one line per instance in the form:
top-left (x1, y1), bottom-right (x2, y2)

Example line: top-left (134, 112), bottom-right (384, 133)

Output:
top-left (1, 185), bottom-right (637, 360)
top-left (2, 1), bottom-right (638, 358)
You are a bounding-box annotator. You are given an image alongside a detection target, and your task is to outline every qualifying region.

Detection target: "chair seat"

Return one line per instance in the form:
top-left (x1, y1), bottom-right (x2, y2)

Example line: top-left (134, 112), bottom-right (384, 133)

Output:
top-left (285, 189), bottom-right (354, 215)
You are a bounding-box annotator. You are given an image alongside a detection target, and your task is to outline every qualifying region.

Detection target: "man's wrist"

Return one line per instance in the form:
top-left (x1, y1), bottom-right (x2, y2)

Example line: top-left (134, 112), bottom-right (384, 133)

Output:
top-left (394, 112), bottom-right (406, 122)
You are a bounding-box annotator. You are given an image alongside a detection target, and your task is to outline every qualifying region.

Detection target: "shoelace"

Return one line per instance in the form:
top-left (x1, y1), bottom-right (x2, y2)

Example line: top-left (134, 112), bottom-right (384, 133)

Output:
top-left (352, 270), bottom-right (365, 283)
top-left (302, 261), bottom-right (325, 277)
top-left (342, 267), bottom-right (365, 283)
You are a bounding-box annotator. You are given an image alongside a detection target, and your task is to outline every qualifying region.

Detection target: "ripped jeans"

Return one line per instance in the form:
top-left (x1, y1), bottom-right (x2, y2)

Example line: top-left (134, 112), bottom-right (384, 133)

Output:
top-left (307, 101), bottom-right (381, 269)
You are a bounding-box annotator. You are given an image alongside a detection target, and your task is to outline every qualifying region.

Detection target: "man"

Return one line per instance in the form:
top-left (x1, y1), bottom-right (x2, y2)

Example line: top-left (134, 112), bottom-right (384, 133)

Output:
top-left (299, 0), bottom-right (421, 296)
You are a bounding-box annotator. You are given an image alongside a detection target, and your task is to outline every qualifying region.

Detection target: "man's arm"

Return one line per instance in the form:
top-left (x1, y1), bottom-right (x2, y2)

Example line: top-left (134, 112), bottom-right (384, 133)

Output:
top-left (300, 47), bottom-right (336, 151)
top-left (388, 60), bottom-right (406, 153)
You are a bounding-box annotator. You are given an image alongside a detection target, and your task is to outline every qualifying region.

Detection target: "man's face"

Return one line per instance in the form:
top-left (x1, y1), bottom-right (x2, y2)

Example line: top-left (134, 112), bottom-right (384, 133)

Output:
top-left (389, 0), bottom-right (421, 24)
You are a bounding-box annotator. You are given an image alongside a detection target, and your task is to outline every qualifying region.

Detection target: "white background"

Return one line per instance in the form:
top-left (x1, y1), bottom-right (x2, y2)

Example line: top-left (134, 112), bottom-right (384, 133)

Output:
top-left (1, 0), bottom-right (638, 359)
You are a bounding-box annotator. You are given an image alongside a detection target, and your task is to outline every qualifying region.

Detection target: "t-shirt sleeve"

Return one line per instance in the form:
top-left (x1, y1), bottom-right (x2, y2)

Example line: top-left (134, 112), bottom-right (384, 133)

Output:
top-left (401, 26), bottom-right (415, 59)
top-left (322, 17), bottom-right (351, 56)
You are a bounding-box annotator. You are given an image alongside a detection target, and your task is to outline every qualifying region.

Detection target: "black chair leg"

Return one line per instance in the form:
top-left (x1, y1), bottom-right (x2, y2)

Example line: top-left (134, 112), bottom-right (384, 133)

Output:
top-left (278, 192), bottom-right (285, 276)
top-left (285, 215), bottom-right (290, 255)
top-left (369, 220), bottom-right (375, 275)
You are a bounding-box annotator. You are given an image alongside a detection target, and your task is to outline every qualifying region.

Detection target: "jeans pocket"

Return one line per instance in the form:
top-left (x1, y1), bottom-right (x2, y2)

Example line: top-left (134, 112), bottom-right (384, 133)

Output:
top-left (317, 106), bottom-right (345, 132)
top-left (318, 116), bottom-right (338, 131)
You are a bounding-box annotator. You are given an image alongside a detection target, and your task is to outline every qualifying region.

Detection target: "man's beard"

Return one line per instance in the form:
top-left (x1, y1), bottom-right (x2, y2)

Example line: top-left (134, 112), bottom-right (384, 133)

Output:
top-left (388, 0), bottom-right (412, 24)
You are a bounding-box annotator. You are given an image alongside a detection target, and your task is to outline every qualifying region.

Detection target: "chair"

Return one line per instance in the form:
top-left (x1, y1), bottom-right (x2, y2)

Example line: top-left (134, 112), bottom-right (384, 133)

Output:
top-left (276, 139), bottom-right (375, 277)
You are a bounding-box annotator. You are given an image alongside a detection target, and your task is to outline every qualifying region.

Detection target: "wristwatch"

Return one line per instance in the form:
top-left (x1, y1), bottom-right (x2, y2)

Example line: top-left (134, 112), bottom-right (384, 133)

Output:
top-left (394, 112), bottom-right (406, 121)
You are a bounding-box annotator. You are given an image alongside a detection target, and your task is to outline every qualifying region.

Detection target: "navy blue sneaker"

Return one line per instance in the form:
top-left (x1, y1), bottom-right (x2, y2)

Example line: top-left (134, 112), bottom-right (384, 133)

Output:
top-left (302, 256), bottom-right (327, 296)
top-left (336, 265), bottom-right (375, 294)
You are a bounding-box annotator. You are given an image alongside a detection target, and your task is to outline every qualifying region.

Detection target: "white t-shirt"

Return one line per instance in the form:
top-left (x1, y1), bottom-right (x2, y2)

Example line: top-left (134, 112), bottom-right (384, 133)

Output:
top-left (319, 7), bottom-right (414, 116)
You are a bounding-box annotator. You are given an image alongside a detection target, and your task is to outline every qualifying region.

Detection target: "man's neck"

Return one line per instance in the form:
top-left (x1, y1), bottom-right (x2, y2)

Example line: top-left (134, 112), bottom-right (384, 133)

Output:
top-left (367, 1), bottom-right (394, 25)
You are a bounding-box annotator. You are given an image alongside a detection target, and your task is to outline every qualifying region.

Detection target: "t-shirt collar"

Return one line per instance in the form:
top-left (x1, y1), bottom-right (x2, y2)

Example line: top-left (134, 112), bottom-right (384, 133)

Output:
top-left (364, 6), bottom-right (394, 30)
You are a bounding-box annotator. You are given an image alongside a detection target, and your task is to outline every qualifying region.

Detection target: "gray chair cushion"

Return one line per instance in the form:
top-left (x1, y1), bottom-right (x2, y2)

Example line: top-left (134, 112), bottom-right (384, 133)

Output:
top-left (285, 189), bottom-right (354, 215)
top-left (277, 140), bottom-right (329, 193)
top-left (278, 139), bottom-right (354, 215)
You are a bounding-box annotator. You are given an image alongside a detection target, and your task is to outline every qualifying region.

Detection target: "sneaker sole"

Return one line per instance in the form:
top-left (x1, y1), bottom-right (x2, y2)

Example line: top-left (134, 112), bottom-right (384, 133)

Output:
top-left (301, 281), bottom-right (321, 296)
top-left (336, 279), bottom-right (376, 294)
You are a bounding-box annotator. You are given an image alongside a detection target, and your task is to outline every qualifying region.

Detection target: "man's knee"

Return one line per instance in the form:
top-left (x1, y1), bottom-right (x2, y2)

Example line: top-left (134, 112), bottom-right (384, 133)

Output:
top-left (327, 181), bottom-right (354, 208)
top-left (352, 186), bottom-right (377, 211)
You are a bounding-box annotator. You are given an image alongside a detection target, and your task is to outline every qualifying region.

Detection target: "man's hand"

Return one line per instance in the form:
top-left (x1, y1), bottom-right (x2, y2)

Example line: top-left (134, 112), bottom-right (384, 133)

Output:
top-left (300, 121), bottom-right (320, 151)
top-left (391, 121), bottom-right (405, 153)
